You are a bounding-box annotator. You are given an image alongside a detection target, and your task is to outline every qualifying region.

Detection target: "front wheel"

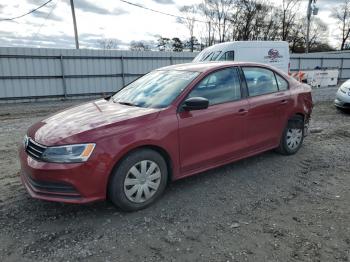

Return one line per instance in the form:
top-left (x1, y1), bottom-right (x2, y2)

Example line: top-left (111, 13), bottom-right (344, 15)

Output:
top-left (277, 116), bottom-right (304, 155)
top-left (108, 149), bottom-right (168, 211)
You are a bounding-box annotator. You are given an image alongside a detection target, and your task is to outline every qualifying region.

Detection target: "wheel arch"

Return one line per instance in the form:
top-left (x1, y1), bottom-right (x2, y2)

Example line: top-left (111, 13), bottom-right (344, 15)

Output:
top-left (288, 113), bottom-right (305, 129)
top-left (106, 144), bottom-right (174, 198)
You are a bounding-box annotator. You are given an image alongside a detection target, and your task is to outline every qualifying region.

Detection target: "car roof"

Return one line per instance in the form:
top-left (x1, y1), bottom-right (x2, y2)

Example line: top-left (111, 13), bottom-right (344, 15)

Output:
top-left (156, 61), bottom-right (279, 73)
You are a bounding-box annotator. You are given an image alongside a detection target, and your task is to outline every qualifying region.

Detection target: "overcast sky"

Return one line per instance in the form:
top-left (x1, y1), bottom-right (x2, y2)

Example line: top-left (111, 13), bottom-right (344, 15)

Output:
top-left (0, 0), bottom-right (345, 50)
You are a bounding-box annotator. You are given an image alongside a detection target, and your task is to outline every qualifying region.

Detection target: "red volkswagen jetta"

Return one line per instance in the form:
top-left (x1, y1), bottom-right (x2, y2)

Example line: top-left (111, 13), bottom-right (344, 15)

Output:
top-left (19, 62), bottom-right (313, 211)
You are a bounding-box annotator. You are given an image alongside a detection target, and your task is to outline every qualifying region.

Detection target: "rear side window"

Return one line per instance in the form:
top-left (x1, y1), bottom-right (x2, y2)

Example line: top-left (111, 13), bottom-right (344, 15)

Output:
top-left (188, 67), bottom-right (241, 105)
top-left (219, 51), bottom-right (235, 61)
top-left (242, 67), bottom-right (278, 97)
top-left (275, 74), bottom-right (288, 91)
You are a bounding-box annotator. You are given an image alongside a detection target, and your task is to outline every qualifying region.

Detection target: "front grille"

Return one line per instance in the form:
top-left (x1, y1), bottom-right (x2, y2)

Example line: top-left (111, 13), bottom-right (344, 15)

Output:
top-left (26, 138), bottom-right (46, 160)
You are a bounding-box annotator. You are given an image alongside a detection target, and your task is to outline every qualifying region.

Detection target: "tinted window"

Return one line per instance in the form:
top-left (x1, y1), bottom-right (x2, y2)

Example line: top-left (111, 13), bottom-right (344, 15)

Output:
top-left (112, 70), bottom-right (199, 108)
top-left (219, 51), bottom-right (234, 61)
top-left (275, 74), bottom-right (288, 91)
top-left (187, 68), bottom-right (241, 105)
top-left (242, 67), bottom-right (278, 97)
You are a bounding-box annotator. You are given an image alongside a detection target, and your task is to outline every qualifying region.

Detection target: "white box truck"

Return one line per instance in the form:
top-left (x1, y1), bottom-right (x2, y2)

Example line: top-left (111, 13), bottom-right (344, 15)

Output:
top-left (193, 41), bottom-right (290, 73)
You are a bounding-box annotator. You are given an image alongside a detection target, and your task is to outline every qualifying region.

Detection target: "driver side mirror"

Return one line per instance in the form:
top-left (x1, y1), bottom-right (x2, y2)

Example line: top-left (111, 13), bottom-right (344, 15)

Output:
top-left (182, 97), bottom-right (209, 111)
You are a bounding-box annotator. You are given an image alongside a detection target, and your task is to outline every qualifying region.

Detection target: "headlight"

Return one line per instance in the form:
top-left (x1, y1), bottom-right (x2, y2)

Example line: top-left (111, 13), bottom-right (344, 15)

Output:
top-left (42, 143), bottom-right (95, 163)
top-left (23, 135), bottom-right (29, 148)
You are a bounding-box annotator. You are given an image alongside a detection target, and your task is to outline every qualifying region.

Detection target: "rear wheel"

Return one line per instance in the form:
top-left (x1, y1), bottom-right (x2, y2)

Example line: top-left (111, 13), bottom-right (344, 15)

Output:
top-left (108, 149), bottom-right (168, 211)
top-left (277, 116), bottom-right (304, 155)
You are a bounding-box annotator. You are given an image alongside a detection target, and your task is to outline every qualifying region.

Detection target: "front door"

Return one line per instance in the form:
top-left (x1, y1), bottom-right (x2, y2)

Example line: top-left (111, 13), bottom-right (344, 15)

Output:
top-left (177, 67), bottom-right (249, 174)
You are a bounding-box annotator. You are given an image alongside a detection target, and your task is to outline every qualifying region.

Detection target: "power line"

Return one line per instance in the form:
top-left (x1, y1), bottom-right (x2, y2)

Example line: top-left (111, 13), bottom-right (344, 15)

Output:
top-left (32, 0), bottom-right (60, 44)
top-left (0, 0), bottom-right (54, 22)
top-left (118, 0), bottom-right (209, 24)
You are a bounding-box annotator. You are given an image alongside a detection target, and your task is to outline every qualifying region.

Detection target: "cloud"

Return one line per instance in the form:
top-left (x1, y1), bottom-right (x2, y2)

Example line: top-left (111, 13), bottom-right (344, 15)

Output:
top-left (26, 0), bottom-right (128, 16)
top-left (69, 0), bottom-right (128, 15)
top-left (152, 0), bottom-right (175, 4)
top-left (0, 30), bottom-right (129, 49)
top-left (0, 30), bottom-right (76, 48)
top-left (30, 9), bottom-right (63, 21)
top-left (310, 0), bottom-right (344, 9)
top-left (111, 7), bottom-right (129, 16)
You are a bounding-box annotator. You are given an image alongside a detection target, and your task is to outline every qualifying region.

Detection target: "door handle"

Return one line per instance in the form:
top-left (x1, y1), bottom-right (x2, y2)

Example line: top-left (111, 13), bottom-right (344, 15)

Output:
top-left (275, 92), bottom-right (285, 97)
top-left (280, 99), bottom-right (288, 105)
top-left (238, 108), bottom-right (248, 115)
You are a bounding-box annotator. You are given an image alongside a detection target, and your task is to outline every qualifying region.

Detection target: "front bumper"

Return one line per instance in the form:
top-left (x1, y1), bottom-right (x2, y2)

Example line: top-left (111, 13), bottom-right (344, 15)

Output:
top-left (335, 89), bottom-right (350, 109)
top-left (19, 146), bottom-right (108, 204)
top-left (334, 98), bottom-right (350, 109)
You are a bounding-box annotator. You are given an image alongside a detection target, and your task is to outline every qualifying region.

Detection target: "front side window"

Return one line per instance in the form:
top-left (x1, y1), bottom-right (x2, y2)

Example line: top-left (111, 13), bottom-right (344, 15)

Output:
top-left (187, 67), bottom-right (241, 106)
top-left (193, 51), bottom-right (210, 62)
top-left (219, 51), bottom-right (235, 61)
top-left (210, 51), bottom-right (222, 61)
top-left (242, 67), bottom-right (278, 97)
top-left (112, 70), bottom-right (199, 108)
top-left (201, 52), bottom-right (213, 61)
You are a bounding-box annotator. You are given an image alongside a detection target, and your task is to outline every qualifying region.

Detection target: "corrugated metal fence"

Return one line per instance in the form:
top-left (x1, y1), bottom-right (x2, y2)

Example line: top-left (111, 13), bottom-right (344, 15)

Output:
top-left (0, 47), bottom-right (195, 102)
top-left (290, 52), bottom-right (350, 81)
top-left (1, 47), bottom-right (349, 102)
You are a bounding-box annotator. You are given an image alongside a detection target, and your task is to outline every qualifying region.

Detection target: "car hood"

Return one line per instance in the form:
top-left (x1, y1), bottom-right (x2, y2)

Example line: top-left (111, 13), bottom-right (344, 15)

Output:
top-left (29, 99), bottom-right (160, 145)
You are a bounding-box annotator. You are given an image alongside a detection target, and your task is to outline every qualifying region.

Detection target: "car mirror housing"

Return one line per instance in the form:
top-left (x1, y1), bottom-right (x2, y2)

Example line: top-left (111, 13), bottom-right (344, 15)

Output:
top-left (183, 97), bottom-right (209, 111)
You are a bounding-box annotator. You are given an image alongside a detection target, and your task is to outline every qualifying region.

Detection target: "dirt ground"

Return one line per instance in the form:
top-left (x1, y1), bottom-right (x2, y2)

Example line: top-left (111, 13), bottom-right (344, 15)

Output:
top-left (0, 89), bottom-right (349, 262)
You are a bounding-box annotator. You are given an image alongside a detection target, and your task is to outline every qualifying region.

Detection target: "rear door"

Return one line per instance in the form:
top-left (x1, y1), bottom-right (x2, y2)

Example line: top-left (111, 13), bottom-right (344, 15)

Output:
top-left (241, 66), bottom-right (291, 152)
top-left (177, 67), bottom-right (249, 174)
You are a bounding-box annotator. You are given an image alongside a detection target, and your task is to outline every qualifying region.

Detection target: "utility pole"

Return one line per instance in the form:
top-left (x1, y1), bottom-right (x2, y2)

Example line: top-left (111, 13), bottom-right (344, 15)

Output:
top-left (306, 0), bottom-right (312, 53)
top-left (70, 0), bottom-right (79, 49)
top-left (306, 0), bottom-right (318, 53)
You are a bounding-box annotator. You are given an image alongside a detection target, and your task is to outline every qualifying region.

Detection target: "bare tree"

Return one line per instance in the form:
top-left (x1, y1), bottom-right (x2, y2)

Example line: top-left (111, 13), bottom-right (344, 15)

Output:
top-left (280, 0), bottom-right (301, 41)
top-left (129, 41), bottom-right (151, 51)
top-left (197, 2), bottom-right (217, 46)
top-left (302, 17), bottom-right (329, 51)
top-left (178, 5), bottom-right (197, 52)
top-left (289, 17), bottom-right (329, 53)
top-left (204, 0), bottom-right (235, 43)
top-left (332, 0), bottom-right (350, 50)
top-left (98, 39), bottom-right (119, 49)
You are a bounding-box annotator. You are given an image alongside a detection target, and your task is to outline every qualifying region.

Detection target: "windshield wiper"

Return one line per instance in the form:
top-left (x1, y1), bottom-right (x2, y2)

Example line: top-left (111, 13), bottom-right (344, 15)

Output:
top-left (117, 101), bottom-right (138, 107)
top-left (104, 95), bottom-right (112, 101)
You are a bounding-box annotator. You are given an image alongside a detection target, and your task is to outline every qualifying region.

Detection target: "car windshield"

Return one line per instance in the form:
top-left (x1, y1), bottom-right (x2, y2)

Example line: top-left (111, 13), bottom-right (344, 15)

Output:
top-left (112, 70), bottom-right (200, 108)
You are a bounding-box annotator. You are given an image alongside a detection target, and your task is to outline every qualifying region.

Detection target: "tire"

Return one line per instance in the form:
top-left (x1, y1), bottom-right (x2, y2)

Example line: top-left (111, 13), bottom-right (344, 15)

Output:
top-left (108, 149), bottom-right (168, 211)
top-left (277, 116), bottom-right (304, 155)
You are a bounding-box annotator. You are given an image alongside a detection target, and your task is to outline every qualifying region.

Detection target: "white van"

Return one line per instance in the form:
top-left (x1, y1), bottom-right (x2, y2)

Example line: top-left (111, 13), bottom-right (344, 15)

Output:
top-left (193, 41), bottom-right (290, 73)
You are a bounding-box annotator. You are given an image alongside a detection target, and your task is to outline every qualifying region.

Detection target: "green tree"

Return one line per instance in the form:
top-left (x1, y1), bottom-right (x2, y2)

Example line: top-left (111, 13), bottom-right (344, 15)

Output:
top-left (172, 38), bottom-right (183, 52)
top-left (157, 37), bottom-right (171, 51)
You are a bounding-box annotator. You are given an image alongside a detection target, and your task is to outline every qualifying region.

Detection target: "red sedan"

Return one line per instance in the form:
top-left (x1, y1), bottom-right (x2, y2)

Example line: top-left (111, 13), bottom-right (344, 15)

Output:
top-left (19, 62), bottom-right (313, 211)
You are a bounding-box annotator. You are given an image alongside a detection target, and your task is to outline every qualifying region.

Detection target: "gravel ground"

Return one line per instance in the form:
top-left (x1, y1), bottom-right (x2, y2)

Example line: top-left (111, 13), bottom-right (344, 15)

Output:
top-left (0, 87), bottom-right (349, 262)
